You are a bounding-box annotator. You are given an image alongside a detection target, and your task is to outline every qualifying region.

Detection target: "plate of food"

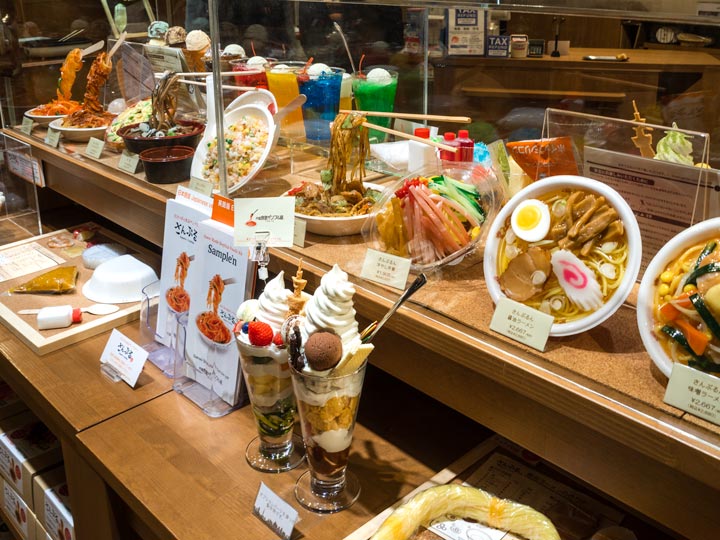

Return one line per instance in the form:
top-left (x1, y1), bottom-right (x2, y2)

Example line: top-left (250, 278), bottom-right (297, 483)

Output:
top-left (483, 175), bottom-right (641, 337)
top-left (362, 163), bottom-right (502, 270)
top-left (48, 118), bottom-right (108, 142)
top-left (637, 217), bottom-right (720, 378)
top-left (191, 103), bottom-right (276, 193)
top-left (24, 46), bottom-right (84, 125)
top-left (24, 109), bottom-right (67, 127)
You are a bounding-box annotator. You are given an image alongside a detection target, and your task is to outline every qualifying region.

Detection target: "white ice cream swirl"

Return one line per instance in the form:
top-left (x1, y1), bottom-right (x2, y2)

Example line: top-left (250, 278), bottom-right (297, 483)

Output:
top-left (254, 271), bottom-right (291, 332)
top-left (302, 265), bottom-right (361, 359)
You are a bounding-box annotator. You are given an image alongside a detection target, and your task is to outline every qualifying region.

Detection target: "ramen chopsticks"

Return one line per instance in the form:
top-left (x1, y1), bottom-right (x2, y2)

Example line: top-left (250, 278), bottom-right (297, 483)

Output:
top-left (341, 110), bottom-right (471, 124)
top-left (361, 121), bottom-right (458, 153)
top-left (177, 79), bottom-right (257, 92)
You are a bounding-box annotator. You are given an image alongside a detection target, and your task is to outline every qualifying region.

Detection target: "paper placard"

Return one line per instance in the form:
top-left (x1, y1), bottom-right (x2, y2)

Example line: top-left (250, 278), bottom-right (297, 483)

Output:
top-left (234, 197), bottom-right (296, 247)
top-left (100, 329), bottom-right (148, 387)
top-left (20, 116), bottom-right (33, 135)
top-left (6, 152), bottom-right (45, 187)
top-left (293, 218), bottom-right (306, 248)
top-left (360, 248), bottom-right (411, 290)
top-left (85, 137), bottom-right (105, 159)
top-left (188, 176), bottom-right (214, 197)
top-left (45, 128), bottom-right (60, 148)
top-left (253, 482), bottom-right (298, 540)
top-left (489, 297), bottom-right (554, 352)
top-left (118, 150), bottom-right (141, 174)
top-left (664, 363), bottom-right (720, 425)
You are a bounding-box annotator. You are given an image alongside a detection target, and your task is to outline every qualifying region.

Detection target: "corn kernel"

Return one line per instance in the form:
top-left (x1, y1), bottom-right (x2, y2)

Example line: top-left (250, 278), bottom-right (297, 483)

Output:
top-left (660, 271), bottom-right (674, 283)
top-left (683, 284), bottom-right (697, 293)
top-left (664, 294), bottom-right (672, 303)
top-left (658, 284), bottom-right (670, 296)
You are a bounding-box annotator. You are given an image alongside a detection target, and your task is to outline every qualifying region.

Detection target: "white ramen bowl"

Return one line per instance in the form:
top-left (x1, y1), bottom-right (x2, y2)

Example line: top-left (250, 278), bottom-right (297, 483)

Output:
top-left (83, 254), bottom-right (159, 304)
top-left (483, 175), bottom-right (642, 337)
top-left (637, 217), bottom-right (720, 378)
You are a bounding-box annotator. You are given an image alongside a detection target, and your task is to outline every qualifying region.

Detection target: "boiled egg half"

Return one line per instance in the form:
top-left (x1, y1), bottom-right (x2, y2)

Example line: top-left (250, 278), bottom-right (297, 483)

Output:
top-left (510, 199), bottom-right (551, 242)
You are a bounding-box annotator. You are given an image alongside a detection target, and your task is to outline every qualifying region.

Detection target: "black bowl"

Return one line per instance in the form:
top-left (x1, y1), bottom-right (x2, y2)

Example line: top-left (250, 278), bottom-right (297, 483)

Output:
top-left (118, 120), bottom-right (205, 155)
top-left (139, 145), bottom-right (195, 184)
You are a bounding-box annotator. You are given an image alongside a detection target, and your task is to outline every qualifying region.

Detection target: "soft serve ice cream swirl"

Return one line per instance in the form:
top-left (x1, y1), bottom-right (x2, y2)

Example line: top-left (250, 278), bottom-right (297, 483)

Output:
top-left (302, 265), bottom-right (361, 362)
top-left (254, 271), bottom-right (291, 332)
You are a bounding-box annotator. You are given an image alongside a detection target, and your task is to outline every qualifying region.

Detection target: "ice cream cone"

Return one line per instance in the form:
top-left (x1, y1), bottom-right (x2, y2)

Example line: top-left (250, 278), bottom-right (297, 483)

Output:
top-left (183, 47), bottom-right (208, 72)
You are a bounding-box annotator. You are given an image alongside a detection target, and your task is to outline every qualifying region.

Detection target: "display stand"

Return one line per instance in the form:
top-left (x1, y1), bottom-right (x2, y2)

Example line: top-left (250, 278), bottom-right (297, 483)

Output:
top-left (541, 107), bottom-right (716, 271)
top-left (139, 281), bottom-right (174, 377)
top-left (0, 134), bottom-right (41, 245)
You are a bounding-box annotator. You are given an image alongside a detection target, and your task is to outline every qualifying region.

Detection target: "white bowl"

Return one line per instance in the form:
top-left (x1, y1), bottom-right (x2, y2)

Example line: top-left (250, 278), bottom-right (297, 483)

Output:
top-left (483, 175), bottom-right (642, 337)
top-left (225, 89), bottom-right (277, 116)
top-left (48, 118), bottom-right (109, 142)
top-left (24, 109), bottom-right (65, 127)
top-left (83, 254), bottom-right (159, 304)
top-left (292, 182), bottom-right (385, 237)
top-left (637, 217), bottom-right (720, 378)
top-left (191, 104), bottom-right (277, 194)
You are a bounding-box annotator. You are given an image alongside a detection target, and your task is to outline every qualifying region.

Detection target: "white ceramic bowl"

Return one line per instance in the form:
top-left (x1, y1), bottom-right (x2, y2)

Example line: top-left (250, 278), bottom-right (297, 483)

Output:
top-left (637, 217), bottom-right (720, 378)
top-left (83, 254), bottom-right (159, 304)
top-left (191, 104), bottom-right (277, 194)
top-left (225, 89), bottom-right (277, 116)
top-left (48, 118), bottom-right (109, 142)
top-left (24, 109), bottom-right (65, 127)
top-left (292, 182), bottom-right (385, 237)
top-left (483, 175), bottom-right (642, 337)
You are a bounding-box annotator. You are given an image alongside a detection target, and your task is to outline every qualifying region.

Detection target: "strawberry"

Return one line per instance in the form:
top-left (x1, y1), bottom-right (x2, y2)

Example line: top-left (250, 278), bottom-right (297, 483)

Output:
top-left (272, 332), bottom-right (284, 348)
top-left (248, 321), bottom-right (273, 346)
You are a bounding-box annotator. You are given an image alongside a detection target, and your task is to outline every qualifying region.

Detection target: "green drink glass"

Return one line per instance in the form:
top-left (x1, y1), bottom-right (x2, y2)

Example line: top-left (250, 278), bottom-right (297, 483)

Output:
top-left (352, 66), bottom-right (399, 143)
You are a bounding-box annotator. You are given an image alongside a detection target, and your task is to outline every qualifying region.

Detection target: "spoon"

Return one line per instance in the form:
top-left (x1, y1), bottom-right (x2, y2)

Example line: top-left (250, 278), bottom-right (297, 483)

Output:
top-left (81, 40), bottom-right (105, 58)
top-left (18, 303), bottom-right (120, 316)
top-left (359, 273), bottom-right (427, 344)
top-left (273, 94), bottom-right (307, 124)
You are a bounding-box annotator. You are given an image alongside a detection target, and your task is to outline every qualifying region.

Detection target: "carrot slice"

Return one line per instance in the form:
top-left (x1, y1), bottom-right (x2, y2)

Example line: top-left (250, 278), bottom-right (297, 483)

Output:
top-left (659, 302), bottom-right (681, 321)
top-left (674, 319), bottom-right (710, 355)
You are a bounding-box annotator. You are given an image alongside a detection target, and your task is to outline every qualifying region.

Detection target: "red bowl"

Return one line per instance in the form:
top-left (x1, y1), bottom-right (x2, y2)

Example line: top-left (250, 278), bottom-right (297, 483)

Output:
top-left (118, 120), bottom-right (205, 155)
top-left (139, 146), bottom-right (195, 184)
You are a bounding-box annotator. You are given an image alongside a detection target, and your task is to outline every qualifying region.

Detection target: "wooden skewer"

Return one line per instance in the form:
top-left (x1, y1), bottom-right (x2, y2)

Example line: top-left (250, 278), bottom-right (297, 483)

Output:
top-left (176, 70), bottom-right (263, 77)
top-left (178, 79), bottom-right (257, 92)
top-left (107, 31), bottom-right (126, 60)
top-left (341, 110), bottom-right (471, 124)
top-left (362, 121), bottom-right (458, 152)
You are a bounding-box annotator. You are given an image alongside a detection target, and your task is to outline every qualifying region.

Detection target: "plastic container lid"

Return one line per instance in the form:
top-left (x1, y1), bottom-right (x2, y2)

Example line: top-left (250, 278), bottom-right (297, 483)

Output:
top-left (414, 127), bottom-right (430, 138)
top-left (458, 129), bottom-right (470, 139)
top-left (443, 132), bottom-right (456, 141)
top-left (71, 308), bottom-right (83, 323)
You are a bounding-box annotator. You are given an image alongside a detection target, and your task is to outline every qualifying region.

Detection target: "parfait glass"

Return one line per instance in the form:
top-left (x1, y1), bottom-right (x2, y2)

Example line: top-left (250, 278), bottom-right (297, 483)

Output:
top-left (236, 340), bottom-right (305, 472)
top-left (290, 360), bottom-right (366, 513)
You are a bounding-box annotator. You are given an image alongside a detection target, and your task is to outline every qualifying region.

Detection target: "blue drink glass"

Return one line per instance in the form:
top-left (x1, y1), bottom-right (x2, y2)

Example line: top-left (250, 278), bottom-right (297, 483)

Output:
top-left (298, 67), bottom-right (344, 144)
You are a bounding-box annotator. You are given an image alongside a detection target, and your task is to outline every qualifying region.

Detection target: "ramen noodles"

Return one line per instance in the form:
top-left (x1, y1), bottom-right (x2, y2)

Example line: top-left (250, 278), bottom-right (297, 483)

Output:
top-left (496, 188), bottom-right (628, 324)
top-left (652, 238), bottom-right (720, 373)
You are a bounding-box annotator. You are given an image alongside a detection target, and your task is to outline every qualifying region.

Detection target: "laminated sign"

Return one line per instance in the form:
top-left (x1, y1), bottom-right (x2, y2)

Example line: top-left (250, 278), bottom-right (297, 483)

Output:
top-left (447, 9), bottom-right (486, 56)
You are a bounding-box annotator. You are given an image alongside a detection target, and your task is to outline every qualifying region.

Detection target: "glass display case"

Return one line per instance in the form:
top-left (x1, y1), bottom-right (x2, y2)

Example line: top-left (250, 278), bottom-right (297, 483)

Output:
top-left (0, 2), bottom-right (719, 539)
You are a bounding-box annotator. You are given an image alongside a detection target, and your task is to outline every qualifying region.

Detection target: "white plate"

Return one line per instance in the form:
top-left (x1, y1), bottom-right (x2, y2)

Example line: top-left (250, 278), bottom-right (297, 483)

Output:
top-left (24, 109), bottom-right (66, 127)
top-left (48, 118), bottom-right (109, 142)
top-left (292, 182), bottom-right (385, 237)
top-left (637, 217), bottom-right (720, 378)
top-left (483, 175), bottom-right (642, 337)
top-left (191, 104), bottom-right (277, 194)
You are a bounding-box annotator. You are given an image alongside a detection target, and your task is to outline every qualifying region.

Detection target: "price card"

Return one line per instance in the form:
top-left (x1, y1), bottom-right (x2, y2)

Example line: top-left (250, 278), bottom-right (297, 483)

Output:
top-left (664, 363), bottom-right (720, 426)
top-left (361, 248), bottom-right (411, 290)
top-left (293, 218), bottom-right (306, 248)
top-left (489, 297), bottom-right (554, 352)
top-left (234, 197), bottom-right (295, 247)
top-left (188, 176), bottom-right (214, 196)
top-left (118, 150), bottom-right (141, 174)
top-left (44, 128), bottom-right (60, 148)
top-left (6, 152), bottom-right (45, 187)
top-left (85, 137), bottom-right (105, 159)
top-left (253, 482), bottom-right (298, 540)
top-left (20, 116), bottom-right (33, 135)
top-left (99, 329), bottom-right (148, 388)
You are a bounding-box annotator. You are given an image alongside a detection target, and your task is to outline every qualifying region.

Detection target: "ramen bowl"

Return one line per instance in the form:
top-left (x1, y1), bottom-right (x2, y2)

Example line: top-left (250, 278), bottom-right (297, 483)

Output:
top-left (637, 217), bottom-right (720, 378)
top-left (483, 175), bottom-right (642, 337)
top-left (118, 120), bottom-right (205, 155)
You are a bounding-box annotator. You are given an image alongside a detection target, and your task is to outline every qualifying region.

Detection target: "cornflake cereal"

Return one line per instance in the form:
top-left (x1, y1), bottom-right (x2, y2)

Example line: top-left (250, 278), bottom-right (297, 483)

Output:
top-left (303, 395), bottom-right (358, 431)
top-left (202, 115), bottom-right (269, 189)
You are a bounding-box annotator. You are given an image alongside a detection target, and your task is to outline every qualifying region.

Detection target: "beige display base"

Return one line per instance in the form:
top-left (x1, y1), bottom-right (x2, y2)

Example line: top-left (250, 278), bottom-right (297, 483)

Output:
top-left (0, 224), bottom-right (160, 355)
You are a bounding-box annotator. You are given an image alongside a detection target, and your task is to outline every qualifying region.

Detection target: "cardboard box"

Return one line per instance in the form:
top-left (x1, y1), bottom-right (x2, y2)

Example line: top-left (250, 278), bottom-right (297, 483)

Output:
top-left (1, 480), bottom-right (36, 540)
top-left (0, 381), bottom-right (27, 421)
top-left (447, 8), bottom-right (487, 55)
top-left (35, 521), bottom-right (51, 540)
top-left (33, 466), bottom-right (73, 540)
top-left (0, 412), bottom-right (62, 508)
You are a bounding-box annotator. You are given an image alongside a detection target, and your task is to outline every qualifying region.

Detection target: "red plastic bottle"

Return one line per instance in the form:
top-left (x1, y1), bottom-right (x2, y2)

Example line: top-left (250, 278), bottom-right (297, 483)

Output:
top-left (439, 132), bottom-right (460, 161)
top-left (456, 129), bottom-right (475, 162)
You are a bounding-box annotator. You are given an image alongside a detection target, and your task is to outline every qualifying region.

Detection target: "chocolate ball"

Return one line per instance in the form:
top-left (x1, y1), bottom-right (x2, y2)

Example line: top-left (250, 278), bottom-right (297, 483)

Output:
top-left (305, 331), bottom-right (342, 371)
